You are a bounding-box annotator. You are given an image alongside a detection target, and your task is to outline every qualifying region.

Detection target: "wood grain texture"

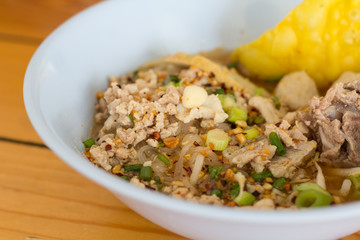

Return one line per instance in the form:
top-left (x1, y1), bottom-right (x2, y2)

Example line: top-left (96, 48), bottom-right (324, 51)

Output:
top-left (0, 0), bottom-right (102, 41)
top-left (0, 41), bottom-right (41, 142)
top-left (0, 142), bottom-right (185, 240)
top-left (0, 0), bottom-right (185, 239)
top-left (0, 0), bottom-right (358, 239)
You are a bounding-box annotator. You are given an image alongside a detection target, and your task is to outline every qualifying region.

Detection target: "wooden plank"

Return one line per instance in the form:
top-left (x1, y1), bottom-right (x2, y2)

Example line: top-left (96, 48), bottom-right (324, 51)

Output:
top-left (0, 40), bottom-right (43, 142)
top-left (0, 141), bottom-right (186, 240)
top-left (341, 234), bottom-right (360, 240)
top-left (0, 0), bottom-right (359, 239)
top-left (0, 0), bottom-right (102, 40)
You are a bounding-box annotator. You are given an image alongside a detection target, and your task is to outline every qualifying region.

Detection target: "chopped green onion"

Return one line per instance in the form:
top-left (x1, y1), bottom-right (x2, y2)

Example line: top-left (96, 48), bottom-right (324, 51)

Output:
top-left (231, 182), bottom-right (240, 197)
top-left (157, 152), bottom-right (170, 166)
top-left (243, 128), bottom-right (259, 140)
top-left (139, 166), bottom-right (153, 181)
top-left (251, 170), bottom-right (273, 182)
top-left (154, 176), bottom-right (163, 190)
top-left (210, 189), bottom-right (222, 198)
top-left (164, 75), bottom-right (180, 85)
top-left (218, 94), bottom-right (237, 111)
top-left (273, 96), bottom-right (281, 109)
top-left (348, 175), bottom-right (360, 188)
top-left (129, 114), bottom-right (135, 124)
top-left (273, 177), bottom-right (288, 191)
top-left (208, 166), bottom-right (223, 181)
top-left (294, 182), bottom-right (333, 208)
top-left (234, 191), bottom-right (256, 206)
top-left (254, 116), bottom-right (265, 124)
top-left (255, 88), bottom-right (263, 96)
top-left (206, 129), bottom-right (230, 151)
top-left (227, 92), bottom-right (236, 98)
top-left (265, 76), bottom-right (282, 83)
top-left (120, 176), bottom-right (130, 181)
top-left (215, 89), bottom-right (225, 95)
top-left (206, 89), bottom-right (213, 94)
top-left (227, 107), bottom-right (247, 122)
top-left (269, 132), bottom-right (286, 156)
top-left (133, 70), bottom-right (139, 78)
top-left (348, 175), bottom-right (360, 199)
top-left (123, 164), bottom-right (142, 172)
top-left (83, 138), bottom-right (96, 148)
top-left (294, 182), bottom-right (329, 196)
top-left (158, 141), bottom-right (165, 148)
top-left (246, 116), bottom-right (254, 126)
top-left (295, 190), bottom-right (332, 208)
top-left (227, 62), bottom-right (238, 69)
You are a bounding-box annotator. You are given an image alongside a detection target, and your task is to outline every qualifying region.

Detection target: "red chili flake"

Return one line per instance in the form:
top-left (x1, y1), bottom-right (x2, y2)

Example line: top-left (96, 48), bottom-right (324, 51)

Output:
top-left (193, 141), bottom-right (200, 146)
top-left (105, 144), bottom-right (112, 151)
top-left (205, 184), bottom-right (210, 190)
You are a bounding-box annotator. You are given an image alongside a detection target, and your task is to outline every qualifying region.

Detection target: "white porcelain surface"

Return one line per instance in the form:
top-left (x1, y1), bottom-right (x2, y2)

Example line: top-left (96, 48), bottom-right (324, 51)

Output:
top-left (24, 1), bottom-right (360, 239)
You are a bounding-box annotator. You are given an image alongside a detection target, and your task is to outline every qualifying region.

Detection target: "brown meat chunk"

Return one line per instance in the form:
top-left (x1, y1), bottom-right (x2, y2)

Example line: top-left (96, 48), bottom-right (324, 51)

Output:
top-left (268, 141), bottom-right (317, 178)
top-left (248, 96), bottom-right (282, 124)
top-left (343, 111), bottom-right (360, 161)
top-left (303, 80), bottom-right (360, 167)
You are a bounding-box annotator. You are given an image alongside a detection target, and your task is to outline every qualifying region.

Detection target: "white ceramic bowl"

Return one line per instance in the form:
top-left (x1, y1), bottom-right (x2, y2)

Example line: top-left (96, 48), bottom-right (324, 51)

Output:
top-left (24, 1), bottom-right (360, 239)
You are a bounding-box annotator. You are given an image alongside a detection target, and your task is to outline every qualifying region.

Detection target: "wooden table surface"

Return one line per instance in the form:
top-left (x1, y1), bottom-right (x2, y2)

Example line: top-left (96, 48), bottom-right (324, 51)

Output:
top-left (0, 1), bottom-right (359, 239)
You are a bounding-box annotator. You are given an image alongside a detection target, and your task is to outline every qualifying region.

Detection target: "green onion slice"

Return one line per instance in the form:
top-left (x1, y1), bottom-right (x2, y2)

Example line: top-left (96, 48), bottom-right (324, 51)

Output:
top-left (227, 107), bottom-right (247, 122)
top-left (210, 189), bottom-right (222, 198)
top-left (273, 96), bottom-right (281, 109)
top-left (157, 152), bottom-right (170, 166)
top-left (348, 175), bottom-right (360, 199)
top-left (243, 128), bottom-right (259, 140)
top-left (208, 166), bottom-right (223, 181)
top-left (215, 89), bottom-right (225, 95)
top-left (255, 88), bottom-right (263, 96)
top-left (227, 62), bottom-right (238, 69)
top-left (231, 182), bottom-right (240, 197)
top-left (139, 166), bottom-right (153, 181)
top-left (295, 190), bottom-right (332, 208)
top-left (158, 141), bottom-right (165, 148)
top-left (154, 176), bottom-right (163, 190)
top-left (269, 132), bottom-right (286, 156)
top-left (254, 116), bottom-right (265, 124)
top-left (273, 177), bottom-right (288, 191)
top-left (133, 70), bottom-right (139, 78)
top-left (120, 176), bottom-right (130, 181)
top-left (206, 129), bottom-right (230, 151)
top-left (83, 138), bottom-right (96, 148)
top-left (294, 182), bottom-right (329, 195)
top-left (218, 94), bottom-right (237, 111)
top-left (251, 170), bottom-right (273, 182)
top-left (129, 114), bottom-right (135, 124)
top-left (123, 164), bottom-right (142, 172)
top-left (348, 175), bottom-right (360, 189)
top-left (234, 191), bottom-right (256, 206)
top-left (164, 75), bottom-right (180, 85)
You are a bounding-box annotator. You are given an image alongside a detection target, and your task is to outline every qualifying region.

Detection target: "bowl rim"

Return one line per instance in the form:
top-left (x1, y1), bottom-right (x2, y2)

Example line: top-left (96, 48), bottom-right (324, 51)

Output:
top-left (23, 0), bottom-right (360, 225)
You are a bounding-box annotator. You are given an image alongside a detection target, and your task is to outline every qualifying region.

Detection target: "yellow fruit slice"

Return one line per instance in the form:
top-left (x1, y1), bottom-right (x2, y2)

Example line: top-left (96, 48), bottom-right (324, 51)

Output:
top-left (232, 0), bottom-right (360, 88)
